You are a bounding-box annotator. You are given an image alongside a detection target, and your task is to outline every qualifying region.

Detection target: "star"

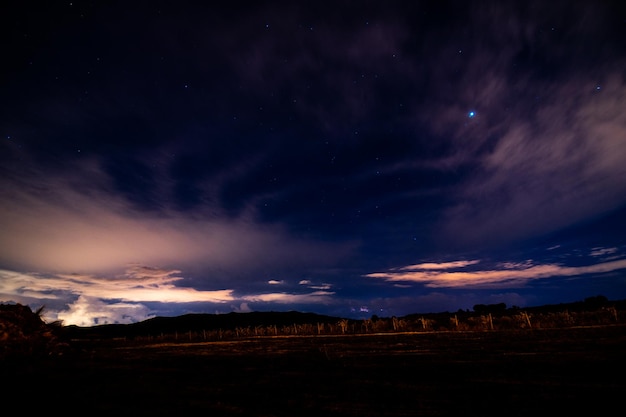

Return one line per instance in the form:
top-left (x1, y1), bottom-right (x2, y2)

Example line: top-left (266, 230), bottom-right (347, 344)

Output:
top-left (468, 111), bottom-right (476, 118)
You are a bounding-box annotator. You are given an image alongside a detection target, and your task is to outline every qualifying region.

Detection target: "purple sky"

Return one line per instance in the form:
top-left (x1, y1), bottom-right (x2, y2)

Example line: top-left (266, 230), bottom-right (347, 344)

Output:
top-left (1, 1), bottom-right (626, 326)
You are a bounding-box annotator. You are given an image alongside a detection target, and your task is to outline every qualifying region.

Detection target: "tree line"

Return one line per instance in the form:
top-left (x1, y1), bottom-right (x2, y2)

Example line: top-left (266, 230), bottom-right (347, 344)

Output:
top-left (96, 296), bottom-right (625, 344)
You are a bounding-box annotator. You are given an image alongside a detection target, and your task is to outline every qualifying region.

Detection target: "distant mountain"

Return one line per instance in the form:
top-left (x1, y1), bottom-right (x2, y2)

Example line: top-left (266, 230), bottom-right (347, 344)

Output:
top-left (64, 310), bottom-right (345, 339)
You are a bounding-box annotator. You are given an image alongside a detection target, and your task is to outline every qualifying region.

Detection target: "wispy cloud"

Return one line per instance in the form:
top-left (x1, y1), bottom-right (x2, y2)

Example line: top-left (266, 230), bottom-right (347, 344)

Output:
top-left (298, 279), bottom-right (333, 290)
top-left (397, 260), bottom-right (480, 270)
top-left (439, 70), bottom-right (626, 248)
top-left (242, 290), bottom-right (335, 304)
top-left (365, 258), bottom-right (626, 289)
top-left (590, 247), bottom-right (618, 257)
top-left (409, 3), bottom-right (626, 248)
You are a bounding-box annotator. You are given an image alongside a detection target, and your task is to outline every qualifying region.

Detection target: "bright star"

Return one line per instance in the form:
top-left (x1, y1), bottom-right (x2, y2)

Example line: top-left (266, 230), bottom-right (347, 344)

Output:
top-left (468, 111), bottom-right (476, 118)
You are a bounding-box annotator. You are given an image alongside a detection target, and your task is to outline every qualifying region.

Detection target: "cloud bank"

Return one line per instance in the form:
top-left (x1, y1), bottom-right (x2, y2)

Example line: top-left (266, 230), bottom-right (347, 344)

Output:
top-left (365, 258), bottom-right (626, 289)
top-left (0, 266), bottom-right (338, 326)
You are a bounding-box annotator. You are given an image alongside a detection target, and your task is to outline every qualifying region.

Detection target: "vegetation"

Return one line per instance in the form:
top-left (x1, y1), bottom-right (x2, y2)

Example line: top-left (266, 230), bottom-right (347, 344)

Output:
top-left (58, 295), bottom-right (626, 345)
top-left (2, 295), bottom-right (624, 354)
top-left (0, 303), bottom-right (68, 360)
top-left (2, 297), bottom-right (625, 416)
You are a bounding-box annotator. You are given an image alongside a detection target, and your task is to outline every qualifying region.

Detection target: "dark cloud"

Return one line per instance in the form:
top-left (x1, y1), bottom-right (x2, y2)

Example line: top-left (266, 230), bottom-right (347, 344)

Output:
top-left (1, 1), bottom-right (626, 325)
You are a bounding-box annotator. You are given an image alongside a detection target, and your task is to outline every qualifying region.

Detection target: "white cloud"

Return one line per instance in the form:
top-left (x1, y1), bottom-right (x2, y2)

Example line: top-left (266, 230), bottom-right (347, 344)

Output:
top-left (235, 302), bottom-right (252, 313)
top-left (56, 295), bottom-right (155, 327)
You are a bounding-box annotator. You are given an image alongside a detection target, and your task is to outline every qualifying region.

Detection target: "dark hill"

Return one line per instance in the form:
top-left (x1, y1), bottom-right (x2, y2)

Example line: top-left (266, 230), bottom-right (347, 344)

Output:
top-left (65, 310), bottom-right (345, 339)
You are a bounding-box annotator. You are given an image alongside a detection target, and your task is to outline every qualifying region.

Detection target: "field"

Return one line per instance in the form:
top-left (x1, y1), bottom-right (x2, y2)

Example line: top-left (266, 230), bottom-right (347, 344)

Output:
top-left (4, 324), bottom-right (625, 416)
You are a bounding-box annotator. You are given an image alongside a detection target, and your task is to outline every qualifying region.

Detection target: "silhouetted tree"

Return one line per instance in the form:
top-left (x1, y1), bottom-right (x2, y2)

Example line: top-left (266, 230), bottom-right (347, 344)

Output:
top-left (583, 295), bottom-right (609, 309)
top-left (473, 303), bottom-right (506, 314)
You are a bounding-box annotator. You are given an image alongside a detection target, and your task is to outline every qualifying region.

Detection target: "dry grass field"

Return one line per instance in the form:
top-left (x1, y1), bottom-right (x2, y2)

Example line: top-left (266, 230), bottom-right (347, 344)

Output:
top-left (4, 324), bottom-right (625, 416)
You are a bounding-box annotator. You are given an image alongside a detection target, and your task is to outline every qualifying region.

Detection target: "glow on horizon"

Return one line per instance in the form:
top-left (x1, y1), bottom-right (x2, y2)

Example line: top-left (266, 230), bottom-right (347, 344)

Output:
top-left (0, 267), bottom-right (336, 326)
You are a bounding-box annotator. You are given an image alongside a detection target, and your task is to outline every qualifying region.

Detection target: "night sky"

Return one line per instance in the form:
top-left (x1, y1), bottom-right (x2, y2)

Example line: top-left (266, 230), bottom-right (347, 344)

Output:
top-left (2, 1), bottom-right (626, 326)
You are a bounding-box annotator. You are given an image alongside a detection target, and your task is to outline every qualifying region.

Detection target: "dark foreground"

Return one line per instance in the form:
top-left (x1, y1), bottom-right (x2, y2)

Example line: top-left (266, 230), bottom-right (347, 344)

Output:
top-left (4, 325), bottom-right (626, 416)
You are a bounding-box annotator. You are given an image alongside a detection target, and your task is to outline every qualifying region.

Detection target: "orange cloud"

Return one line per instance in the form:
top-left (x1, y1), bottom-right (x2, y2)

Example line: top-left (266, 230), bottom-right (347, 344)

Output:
top-left (397, 260), bottom-right (480, 270)
top-left (365, 259), bottom-right (626, 288)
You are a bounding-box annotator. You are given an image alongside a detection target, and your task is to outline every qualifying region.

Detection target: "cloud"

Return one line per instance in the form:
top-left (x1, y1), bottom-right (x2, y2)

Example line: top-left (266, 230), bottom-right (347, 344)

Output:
top-left (0, 267), bottom-right (235, 303)
top-left (235, 302), bottom-right (252, 313)
top-left (56, 295), bottom-right (155, 327)
top-left (437, 74), bottom-right (626, 247)
top-left (590, 247), bottom-right (618, 257)
top-left (308, 284), bottom-right (333, 290)
top-left (0, 266), bottom-right (340, 325)
top-left (124, 265), bottom-right (183, 282)
top-left (365, 258), bottom-right (626, 289)
top-left (401, 3), bottom-right (626, 248)
top-left (242, 290), bottom-right (335, 304)
top-left (0, 157), bottom-right (355, 277)
top-left (0, 266), bottom-right (236, 325)
top-left (0, 125), bottom-right (357, 327)
top-left (298, 279), bottom-right (333, 290)
top-left (397, 260), bottom-right (480, 270)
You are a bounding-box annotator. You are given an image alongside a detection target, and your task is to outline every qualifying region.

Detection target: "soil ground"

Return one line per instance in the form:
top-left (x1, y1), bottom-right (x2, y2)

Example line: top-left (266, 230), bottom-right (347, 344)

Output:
top-left (4, 325), bottom-right (625, 416)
